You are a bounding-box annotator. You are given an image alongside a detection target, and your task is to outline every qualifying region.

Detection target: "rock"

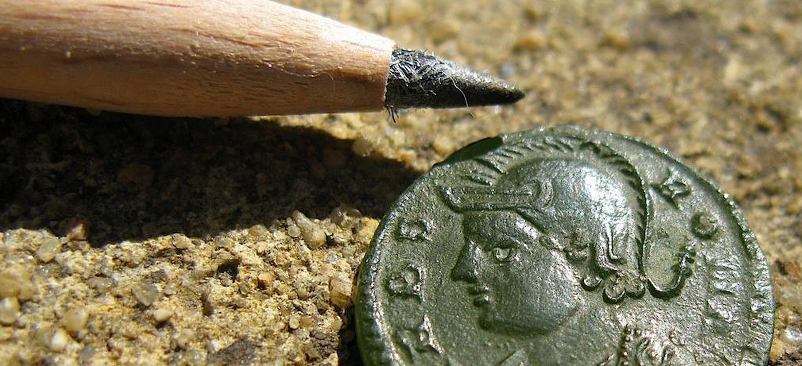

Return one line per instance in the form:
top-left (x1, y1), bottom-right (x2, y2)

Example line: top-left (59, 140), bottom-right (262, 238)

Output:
top-left (35, 237), bottom-right (62, 263)
top-left (49, 328), bottom-right (70, 352)
top-left (152, 308), bottom-right (173, 323)
top-left (292, 211), bottom-right (326, 249)
top-left (328, 207), bottom-right (348, 227)
top-left (0, 265), bottom-right (35, 301)
top-left (132, 282), bottom-right (160, 307)
top-left (0, 297), bottom-right (20, 325)
top-left (514, 30), bottom-right (547, 51)
top-left (87, 277), bottom-right (115, 293)
top-left (173, 329), bottom-right (195, 349)
top-left (64, 218), bottom-right (90, 241)
top-left (63, 308), bottom-right (89, 334)
top-left (329, 274), bottom-right (353, 308)
top-left (286, 224), bottom-right (301, 238)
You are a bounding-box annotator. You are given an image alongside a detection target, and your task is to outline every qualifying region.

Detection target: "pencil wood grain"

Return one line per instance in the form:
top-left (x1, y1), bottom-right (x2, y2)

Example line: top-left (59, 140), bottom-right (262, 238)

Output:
top-left (0, 0), bottom-right (395, 116)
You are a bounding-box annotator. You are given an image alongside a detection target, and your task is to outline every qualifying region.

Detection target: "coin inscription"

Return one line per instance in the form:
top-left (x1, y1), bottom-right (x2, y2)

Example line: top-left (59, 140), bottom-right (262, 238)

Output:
top-left (356, 126), bottom-right (774, 366)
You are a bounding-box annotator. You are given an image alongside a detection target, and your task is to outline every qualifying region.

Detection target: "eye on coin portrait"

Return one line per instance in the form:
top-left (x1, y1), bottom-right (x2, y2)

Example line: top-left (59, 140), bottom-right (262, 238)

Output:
top-left (355, 126), bottom-right (774, 366)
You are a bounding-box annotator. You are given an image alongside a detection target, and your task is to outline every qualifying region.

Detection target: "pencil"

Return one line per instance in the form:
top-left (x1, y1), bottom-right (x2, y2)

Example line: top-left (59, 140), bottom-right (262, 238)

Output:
top-left (0, 0), bottom-right (524, 117)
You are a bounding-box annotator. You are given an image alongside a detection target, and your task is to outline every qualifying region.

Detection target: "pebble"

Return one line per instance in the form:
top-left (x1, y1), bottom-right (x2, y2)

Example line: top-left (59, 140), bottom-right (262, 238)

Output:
top-left (172, 235), bottom-right (192, 250)
top-left (288, 314), bottom-right (301, 329)
top-left (292, 212), bottom-right (326, 249)
top-left (287, 224), bottom-right (301, 238)
top-left (432, 135), bottom-right (457, 156)
top-left (36, 237), bottom-right (62, 263)
top-left (65, 219), bottom-right (90, 241)
top-left (173, 329), bottom-right (195, 349)
top-left (79, 345), bottom-right (95, 364)
top-left (152, 308), bottom-right (173, 323)
top-left (328, 208), bottom-right (348, 227)
top-left (63, 308), bottom-right (89, 334)
top-left (49, 328), bottom-right (70, 352)
top-left (87, 277), bottom-right (115, 293)
top-left (784, 326), bottom-right (802, 345)
top-left (514, 30), bottom-right (547, 51)
top-left (257, 272), bottom-right (275, 291)
top-left (0, 297), bottom-right (20, 325)
top-left (132, 282), bottom-right (160, 307)
top-left (600, 29), bottom-right (631, 50)
top-left (0, 265), bottom-right (35, 301)
top-left (329, 274), bottom-right (353, 308)
top-left (351, 135), bottom-right (375, 156)
top-left (186, 349), bottom-right (206, 366)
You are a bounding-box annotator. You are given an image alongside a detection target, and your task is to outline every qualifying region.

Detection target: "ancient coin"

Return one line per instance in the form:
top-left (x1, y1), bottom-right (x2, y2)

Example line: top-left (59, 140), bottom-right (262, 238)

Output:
top-left (355, 126), bottom-right (774, 366)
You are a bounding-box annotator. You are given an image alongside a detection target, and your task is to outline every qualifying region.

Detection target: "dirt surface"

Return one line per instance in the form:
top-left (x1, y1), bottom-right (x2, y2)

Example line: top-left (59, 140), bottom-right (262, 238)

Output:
top-left (1, 0), bottom-right (801, 365)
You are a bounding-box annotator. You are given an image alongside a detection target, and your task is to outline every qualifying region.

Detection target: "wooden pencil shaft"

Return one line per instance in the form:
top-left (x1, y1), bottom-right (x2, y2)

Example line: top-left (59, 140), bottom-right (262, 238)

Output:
top-left (0, 0), bottom-right (395, 116)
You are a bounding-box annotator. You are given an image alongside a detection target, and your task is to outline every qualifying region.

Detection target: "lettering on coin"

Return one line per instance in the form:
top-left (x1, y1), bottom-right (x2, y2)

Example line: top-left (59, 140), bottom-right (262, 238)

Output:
top-left (397, 315), bottom-right (442, 359)
top-left (653, 170), bottom-right (691, 208)
top-left (386, 263), bottom-right (424, 301)
top-left (598, 325), bottom-right (675, 366)
top-left (396, 218), bottom-right (432, 241)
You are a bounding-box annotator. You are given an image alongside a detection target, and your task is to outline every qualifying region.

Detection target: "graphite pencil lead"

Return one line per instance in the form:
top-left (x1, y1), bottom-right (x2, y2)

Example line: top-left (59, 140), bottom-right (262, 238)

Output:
top-left (384, 48), bottom-right (525, 110)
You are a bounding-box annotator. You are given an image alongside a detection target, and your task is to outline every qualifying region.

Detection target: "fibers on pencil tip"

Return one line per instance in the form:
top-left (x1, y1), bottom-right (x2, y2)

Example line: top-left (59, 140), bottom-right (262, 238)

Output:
top-left (384, 48), bottom-right (524, 110)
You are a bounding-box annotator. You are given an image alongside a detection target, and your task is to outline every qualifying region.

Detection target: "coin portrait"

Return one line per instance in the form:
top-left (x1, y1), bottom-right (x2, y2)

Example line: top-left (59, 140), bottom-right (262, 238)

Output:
top-left (356, 126), bottom-right (774, 366)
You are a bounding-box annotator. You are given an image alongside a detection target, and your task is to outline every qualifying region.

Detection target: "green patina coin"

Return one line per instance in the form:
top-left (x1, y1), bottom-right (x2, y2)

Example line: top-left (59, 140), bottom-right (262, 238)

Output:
top-left (355, 126), bottom-right (774, 366)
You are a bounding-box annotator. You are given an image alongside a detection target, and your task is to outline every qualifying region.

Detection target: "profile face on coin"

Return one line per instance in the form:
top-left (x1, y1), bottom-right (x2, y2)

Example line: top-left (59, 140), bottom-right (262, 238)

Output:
top-left (356, 126), bottom-right (774, 366)
top-left (453, 210), bottom-right (581, 335)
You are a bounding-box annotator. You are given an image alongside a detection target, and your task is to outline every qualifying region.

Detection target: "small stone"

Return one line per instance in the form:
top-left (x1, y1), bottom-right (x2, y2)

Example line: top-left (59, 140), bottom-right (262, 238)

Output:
top-left (186, 349), bottom-right (206, 366)
top-left (329, 274), bottom-right (353, 308)
top-left (293, 211), bottom-right (326, 249)
top-left (289, 314), bottom-right (301, 329)
top-left (163, 283), bottom-right (177, 296)
top-left (247, 224), bottom-right (270, 240)
top-left (132, 282), bottom-right (160, 307)
top-left (514, 30), bottom-right (547, 51)
top-left (352, 135), bottom-right (375, 156)
top-left (328, 207), bottom-right (348, 227)
top-left (600, 29), bottom-right (631, 50)
top-left (0, 297), bottom-right (20, 324)
top-left (152, 308), bottom-right (173, 323)
top-left (36, 237), bottom-right (62, 263)
top-left (257, 272), bottom-right (275, 291)
top-left (173, 329), bottom-right (195, 349)
top-left (49, 328), bottom-right (70, 352)
top-left (63, 308), bottom-right (89, 334)
top-left (87, 277), bottom-right (115, 293)
top-left (78, 345), bottom-right (95, 364)
top-left (0, 265), bottom-right (35, 301)
top-left (287, 224), bottom-right (301, 238)
top-left (173, 235), bottom-right (192, 249)
top-left (65, 218), bottom-right (90, 241)
top-left (433, 135), bottom-right (457, 156)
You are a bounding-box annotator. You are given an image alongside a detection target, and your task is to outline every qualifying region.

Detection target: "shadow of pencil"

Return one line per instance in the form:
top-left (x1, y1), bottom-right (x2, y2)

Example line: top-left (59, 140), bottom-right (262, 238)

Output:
top-left (0, 99), bottom-right (422, 365)
top-left (0, 99), bottom-right (420, 244)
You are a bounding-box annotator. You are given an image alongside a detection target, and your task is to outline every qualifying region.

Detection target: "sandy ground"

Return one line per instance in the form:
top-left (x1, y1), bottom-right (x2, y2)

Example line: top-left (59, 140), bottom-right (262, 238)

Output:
top-left (1, 0), bottom-right (801, 365)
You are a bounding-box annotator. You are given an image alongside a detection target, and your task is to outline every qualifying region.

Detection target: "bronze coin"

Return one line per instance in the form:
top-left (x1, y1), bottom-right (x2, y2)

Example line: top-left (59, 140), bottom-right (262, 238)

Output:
top-left (356, 126), bottom-right (774, 365)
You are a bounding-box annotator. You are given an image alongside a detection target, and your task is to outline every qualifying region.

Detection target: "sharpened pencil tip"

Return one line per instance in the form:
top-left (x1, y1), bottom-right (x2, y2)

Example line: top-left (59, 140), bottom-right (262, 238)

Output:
top-left (384, 48), bottom-right (525, 110)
